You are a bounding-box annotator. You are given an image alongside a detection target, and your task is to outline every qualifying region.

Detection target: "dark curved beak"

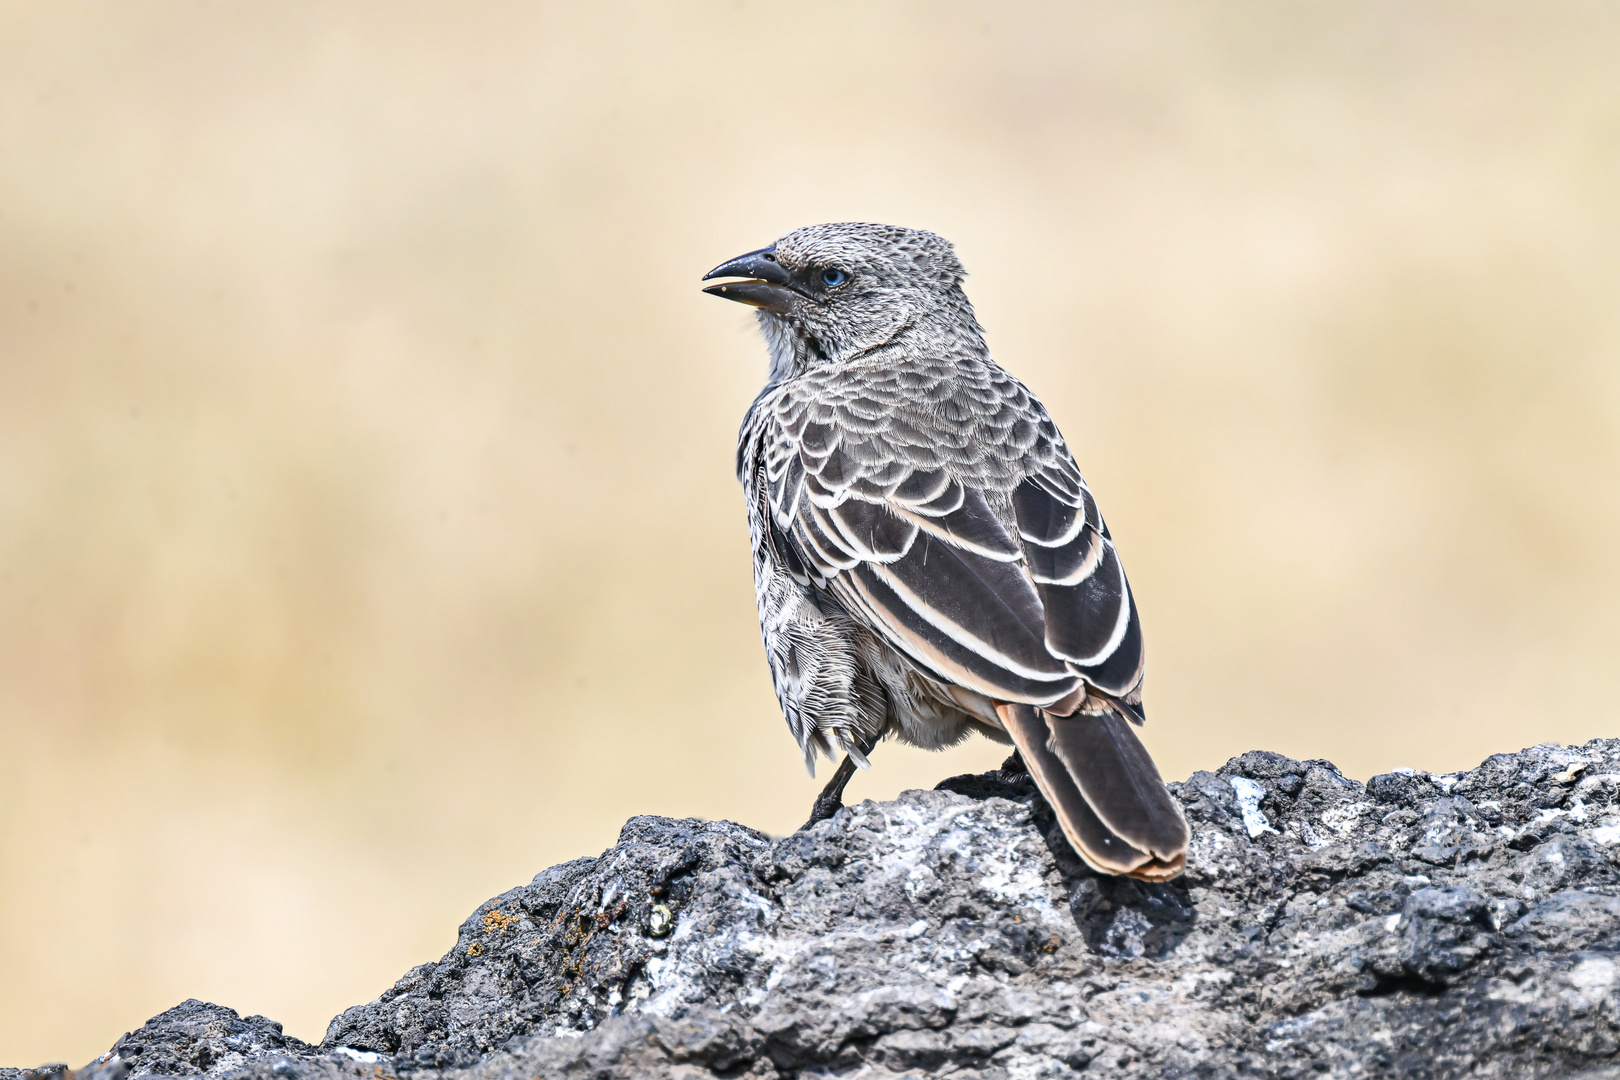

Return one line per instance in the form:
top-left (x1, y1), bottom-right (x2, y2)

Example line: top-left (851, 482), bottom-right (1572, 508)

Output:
top-left (702, 245), bottom-right (800, 314)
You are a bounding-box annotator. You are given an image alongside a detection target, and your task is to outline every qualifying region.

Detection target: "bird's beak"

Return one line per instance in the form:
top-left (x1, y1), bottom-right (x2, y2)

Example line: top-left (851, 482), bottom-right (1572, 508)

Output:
top-left (702, 245), bottom-right (800, 314)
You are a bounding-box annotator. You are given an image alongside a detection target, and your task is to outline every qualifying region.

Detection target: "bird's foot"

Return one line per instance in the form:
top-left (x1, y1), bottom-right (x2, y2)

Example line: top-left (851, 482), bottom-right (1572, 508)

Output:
top-left (997, 751), bottom-right (1029, 782)
top-left (801, 790), bottom-right (846, 830)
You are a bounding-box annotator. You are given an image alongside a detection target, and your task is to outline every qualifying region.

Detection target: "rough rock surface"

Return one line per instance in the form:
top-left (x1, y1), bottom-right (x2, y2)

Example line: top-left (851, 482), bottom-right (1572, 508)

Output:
top-left (10, 740), bottom-right (1620, 1079)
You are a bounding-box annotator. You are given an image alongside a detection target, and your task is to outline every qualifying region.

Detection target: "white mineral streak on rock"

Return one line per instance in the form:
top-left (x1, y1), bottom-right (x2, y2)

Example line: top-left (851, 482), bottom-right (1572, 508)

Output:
top-left (1589, 823), bottom-right (1620, 846)
top-left (1229, 776), bottom-right (1280, 837)
top-left (1318, 801), bottom-right (1370, 835)
top-left (1570, 956), bottom-right (1617, 1002)
top-left (1534, 801), bottom-right (1591, 826)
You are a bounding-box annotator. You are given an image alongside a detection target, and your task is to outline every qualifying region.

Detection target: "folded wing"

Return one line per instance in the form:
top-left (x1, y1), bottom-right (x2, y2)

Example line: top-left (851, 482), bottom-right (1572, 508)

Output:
top-left (1011, 462), bottom-right (1146, 704)
top-left (760, 406), bottom-right (1144, 709)
top-left (792, 464), bottom-right (1083, 707)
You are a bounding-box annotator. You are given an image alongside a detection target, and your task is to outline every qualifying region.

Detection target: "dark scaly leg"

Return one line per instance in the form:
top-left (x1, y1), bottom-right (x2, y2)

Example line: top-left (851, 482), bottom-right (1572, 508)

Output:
top-left (800, 756), bottom-right (858, 830)
top-left (800, 735), bottom-right (879, 831)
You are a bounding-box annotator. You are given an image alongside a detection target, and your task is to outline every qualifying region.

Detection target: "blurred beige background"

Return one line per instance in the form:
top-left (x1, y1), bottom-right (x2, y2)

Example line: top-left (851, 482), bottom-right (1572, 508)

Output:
top-left (2, 0), bottom-right (1617, 1064)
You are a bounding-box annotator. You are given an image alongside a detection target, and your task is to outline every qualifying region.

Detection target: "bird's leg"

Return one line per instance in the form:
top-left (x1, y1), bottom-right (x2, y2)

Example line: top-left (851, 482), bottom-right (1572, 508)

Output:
top-left (998, 751), bottom-right (1029, 780)
top-left (800, 756), bottom-right (858, 830)
top-left (800, 735), bottom-right (879, 831)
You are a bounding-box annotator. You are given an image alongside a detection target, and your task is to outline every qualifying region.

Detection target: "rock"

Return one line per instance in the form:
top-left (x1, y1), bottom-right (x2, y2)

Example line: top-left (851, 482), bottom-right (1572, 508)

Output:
top-left (10, 740), bottom-right (1620, 1079)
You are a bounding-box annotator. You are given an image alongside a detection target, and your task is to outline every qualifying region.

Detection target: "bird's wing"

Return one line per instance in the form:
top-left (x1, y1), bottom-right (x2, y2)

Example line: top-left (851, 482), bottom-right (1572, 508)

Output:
top-left (1010, 453), bottom-right (1146, 705)
top-left (758, 366), bottom-right (1146, 709)
top-left (757, 391), bottom-right (1083, 707)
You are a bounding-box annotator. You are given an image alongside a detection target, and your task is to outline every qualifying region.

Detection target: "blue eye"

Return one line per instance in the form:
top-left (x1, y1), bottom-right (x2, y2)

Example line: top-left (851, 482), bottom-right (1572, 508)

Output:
top-left (821, 267), bottom-right (847, 287)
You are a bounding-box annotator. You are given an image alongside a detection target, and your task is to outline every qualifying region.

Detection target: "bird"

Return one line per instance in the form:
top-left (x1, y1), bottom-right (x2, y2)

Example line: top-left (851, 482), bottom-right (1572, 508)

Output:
top-left (703, 223), bottom-right (1189, 881)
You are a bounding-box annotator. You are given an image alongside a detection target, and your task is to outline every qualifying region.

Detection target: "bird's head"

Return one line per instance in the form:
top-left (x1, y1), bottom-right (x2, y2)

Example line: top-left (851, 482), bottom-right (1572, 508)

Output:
top-left (703, 222), bottom-right (983, 377)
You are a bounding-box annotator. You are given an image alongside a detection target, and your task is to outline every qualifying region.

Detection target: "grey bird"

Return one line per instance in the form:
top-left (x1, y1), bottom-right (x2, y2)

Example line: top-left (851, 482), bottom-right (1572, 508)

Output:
top-left (703, 223), bottom-right (1189, 881)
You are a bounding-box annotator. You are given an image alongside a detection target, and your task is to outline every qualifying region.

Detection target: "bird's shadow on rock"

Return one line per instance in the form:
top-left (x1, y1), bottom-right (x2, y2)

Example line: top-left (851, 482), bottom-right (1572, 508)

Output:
top-left (937, 757), bottom-right (1198, 960)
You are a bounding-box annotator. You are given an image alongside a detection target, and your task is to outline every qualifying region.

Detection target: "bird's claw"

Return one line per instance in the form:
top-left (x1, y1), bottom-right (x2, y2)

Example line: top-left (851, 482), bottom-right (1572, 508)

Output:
top-left (801, 790), bottom-right (846, 831)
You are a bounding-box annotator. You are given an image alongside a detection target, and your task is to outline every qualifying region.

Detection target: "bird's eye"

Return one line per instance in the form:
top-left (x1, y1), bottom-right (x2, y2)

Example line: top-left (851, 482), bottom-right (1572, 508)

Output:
top-left (821, 267), bottom-right (847, 287)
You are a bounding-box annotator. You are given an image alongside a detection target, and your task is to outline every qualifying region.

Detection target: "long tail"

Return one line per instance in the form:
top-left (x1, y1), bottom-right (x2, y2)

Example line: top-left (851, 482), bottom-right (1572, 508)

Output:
top-left (996, 702), bottom-right (1189, 881)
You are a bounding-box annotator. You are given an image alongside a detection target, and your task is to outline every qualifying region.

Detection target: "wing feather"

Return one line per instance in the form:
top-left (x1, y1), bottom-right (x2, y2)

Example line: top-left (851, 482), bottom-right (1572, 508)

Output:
top-left (1040, 543), bottom-right (1132, 665)
top-left (1011, 470), bottom-right (1146, 698)
top-left (1068, 586), bottom-right (1145, 698)
top-left (891, 468), bottom-right (952, 505)
top-left (837, 561), bottom-right (1078, 703)
top-left (895, 476), bottom-right (965, 517)
top-left (794, 505), bottom-right (861, 573)
top-left (890, 488), bottom-right (1024, 562)
top-left (865, 533), bottom-right (1072, 684)
top-left (824, 499), bottom-right (918, 563)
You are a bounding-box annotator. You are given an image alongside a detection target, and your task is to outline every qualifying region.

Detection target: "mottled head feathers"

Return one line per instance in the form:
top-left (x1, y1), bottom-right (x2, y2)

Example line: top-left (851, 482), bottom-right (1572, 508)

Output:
top-left (758, 222), bottom-right (986, 380)
top-left (773, 222), bottom-right (966, 289)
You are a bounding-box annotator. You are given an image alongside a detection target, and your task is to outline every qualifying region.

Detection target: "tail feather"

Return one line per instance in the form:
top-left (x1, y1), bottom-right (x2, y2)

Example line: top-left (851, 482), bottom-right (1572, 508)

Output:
top-left (997, 702), bottom-right (1189, 881)
top-left (1047, 707), bottom-right (1189, 861)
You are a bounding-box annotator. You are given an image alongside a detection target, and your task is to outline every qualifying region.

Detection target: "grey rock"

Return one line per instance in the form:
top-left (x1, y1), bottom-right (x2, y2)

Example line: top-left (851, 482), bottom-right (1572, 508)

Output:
top-left (108, 1001), bottom-right (314, 1078)
top-left (14, 740), bottom-right (1620, 1079)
